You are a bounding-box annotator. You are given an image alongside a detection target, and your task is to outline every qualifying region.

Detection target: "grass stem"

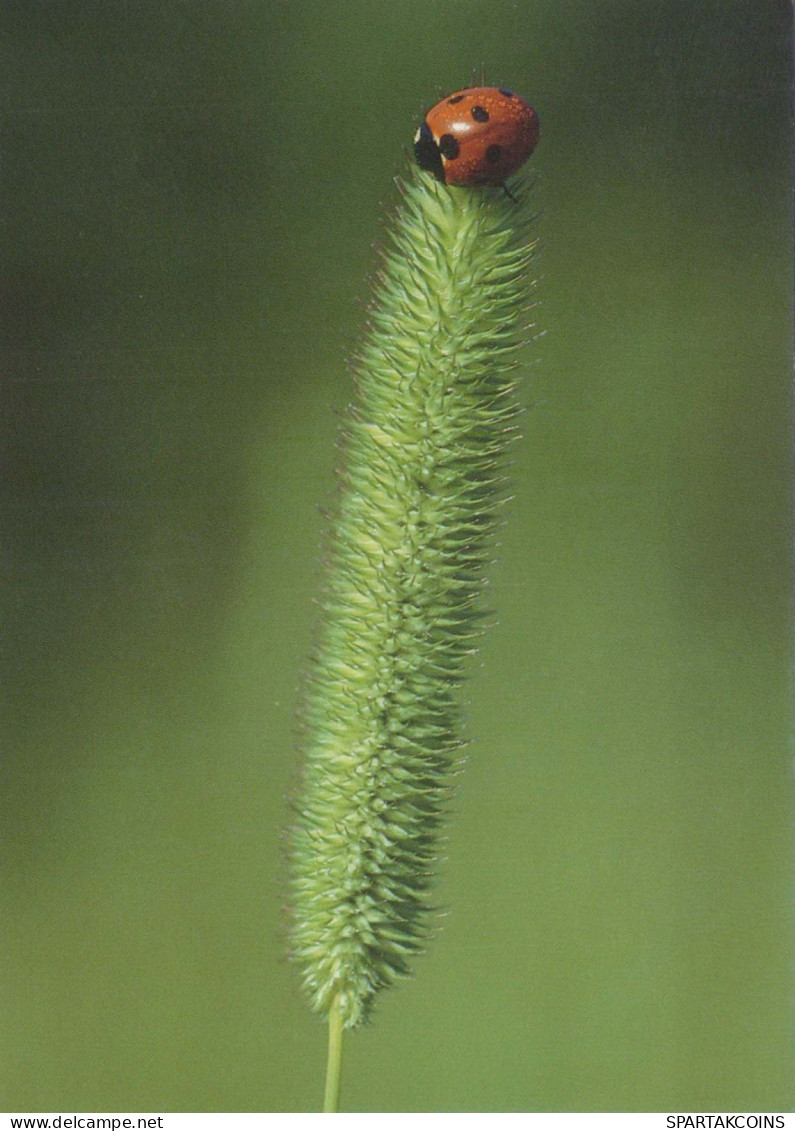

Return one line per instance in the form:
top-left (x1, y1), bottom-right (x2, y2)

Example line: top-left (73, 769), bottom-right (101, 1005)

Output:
top-left (323, 996), bottom-right (344, 1112)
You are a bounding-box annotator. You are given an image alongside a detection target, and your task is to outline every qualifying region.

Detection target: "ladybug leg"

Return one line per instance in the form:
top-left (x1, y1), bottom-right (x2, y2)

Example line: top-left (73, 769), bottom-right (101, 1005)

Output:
top-left (502, 181), bottom-right (518, 203)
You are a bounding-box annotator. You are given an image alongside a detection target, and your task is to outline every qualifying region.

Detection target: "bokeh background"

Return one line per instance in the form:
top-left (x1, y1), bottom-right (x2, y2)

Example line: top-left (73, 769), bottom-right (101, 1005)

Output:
top-left (3, 0), bottom-right (792, 1114)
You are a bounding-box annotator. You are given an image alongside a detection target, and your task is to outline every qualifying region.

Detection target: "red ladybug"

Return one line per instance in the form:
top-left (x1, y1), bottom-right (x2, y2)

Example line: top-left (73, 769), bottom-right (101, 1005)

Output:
top-left (414, 86), bottom-right (539, 189)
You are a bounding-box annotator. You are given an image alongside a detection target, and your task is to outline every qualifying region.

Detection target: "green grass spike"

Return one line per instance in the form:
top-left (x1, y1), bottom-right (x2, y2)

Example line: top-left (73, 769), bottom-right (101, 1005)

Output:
top-left (289, 167), bottom-right (537, 1030)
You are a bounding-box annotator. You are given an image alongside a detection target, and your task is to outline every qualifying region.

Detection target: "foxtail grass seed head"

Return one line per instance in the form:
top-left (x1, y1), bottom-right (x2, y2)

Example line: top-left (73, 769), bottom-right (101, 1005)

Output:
top-left (289, 125), bottom-right (538, 1029)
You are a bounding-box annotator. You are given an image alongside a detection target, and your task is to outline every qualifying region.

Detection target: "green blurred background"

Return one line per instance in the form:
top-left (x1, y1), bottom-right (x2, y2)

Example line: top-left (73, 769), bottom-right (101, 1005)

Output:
top-left (2, 0), bottom-right (792, 1113)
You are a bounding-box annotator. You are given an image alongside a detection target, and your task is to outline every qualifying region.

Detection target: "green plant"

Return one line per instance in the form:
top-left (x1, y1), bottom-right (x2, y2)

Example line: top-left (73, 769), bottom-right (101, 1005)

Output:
top-left (288, 165), bottom-right (537, 1110)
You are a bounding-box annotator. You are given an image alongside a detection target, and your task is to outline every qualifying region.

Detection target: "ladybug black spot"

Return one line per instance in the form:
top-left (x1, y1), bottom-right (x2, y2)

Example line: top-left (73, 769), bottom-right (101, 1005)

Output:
top-left (447, 94), bottom-right (465, 104)
top-left (471, 105), bottom-right (489, 122)
top-left (499, 88), bottom-right (514, 98)
top-left (486, 144), bottom-right (502, 163)
top-left (438, 134), bottom-right (460, 160)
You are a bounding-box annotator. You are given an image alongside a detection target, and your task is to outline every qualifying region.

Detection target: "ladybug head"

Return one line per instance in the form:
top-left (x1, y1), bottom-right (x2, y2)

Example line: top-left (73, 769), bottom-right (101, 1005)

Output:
top-left (413, 122), bottom-right (445, 183)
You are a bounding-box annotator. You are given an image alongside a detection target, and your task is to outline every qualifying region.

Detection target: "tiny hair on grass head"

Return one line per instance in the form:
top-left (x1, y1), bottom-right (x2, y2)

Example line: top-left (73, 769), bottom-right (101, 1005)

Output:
top-left (287, 86), bottom-right (539, 1111)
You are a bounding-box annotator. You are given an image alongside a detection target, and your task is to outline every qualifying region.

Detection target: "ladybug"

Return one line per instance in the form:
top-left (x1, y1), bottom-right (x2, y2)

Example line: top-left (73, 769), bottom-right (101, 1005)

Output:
top-left (414, 86), bottom-right (539, 190)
